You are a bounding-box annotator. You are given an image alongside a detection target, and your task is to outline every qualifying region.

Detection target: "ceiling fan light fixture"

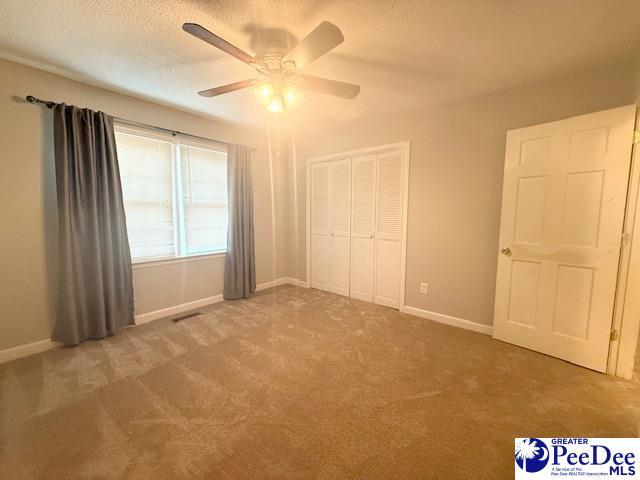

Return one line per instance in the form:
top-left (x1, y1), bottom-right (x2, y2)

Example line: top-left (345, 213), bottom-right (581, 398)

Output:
top-left (266, 96), bottom-right (285, 113)
top-left (184, 21), bottom-right (361, 110)
top-left (254, 81), bottom-right (302, 113)
top-left (253, 82), bottom-right (275, 107)
top-left (282, 86), bottom-right (303, 109)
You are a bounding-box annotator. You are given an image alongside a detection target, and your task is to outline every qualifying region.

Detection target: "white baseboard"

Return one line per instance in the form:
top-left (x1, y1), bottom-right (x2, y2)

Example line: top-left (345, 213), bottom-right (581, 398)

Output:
top-left (400, 305), bottom-right (493, 335)
top-left (136, 277), bottom-right (307, 324)
top-left (255, 277), bottom-right (290, 291)
top-left (283, 277), bottom-right (308, 288)
top-left (0, 277), bottom-right (311, 364)
top-left (134, 294), bottom-right (224, 325)
top-left (256, 277), bottom-right (309, 290)
top-left (0, 338), bottom-right (62, 364)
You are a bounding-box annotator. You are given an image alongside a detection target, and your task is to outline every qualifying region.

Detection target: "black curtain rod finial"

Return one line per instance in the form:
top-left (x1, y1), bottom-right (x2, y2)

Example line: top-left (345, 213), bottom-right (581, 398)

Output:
top-left (26, 95), bottom-right (56, 109)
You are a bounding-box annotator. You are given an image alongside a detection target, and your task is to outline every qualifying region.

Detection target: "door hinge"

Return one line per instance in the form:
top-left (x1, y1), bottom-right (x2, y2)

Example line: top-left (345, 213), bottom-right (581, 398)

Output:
top-left (621, 232), bottom-right (631, 247)
top-left (610, 329), bottom-right (619, 341)
top-left (635, 130), bottom-right (640, 145)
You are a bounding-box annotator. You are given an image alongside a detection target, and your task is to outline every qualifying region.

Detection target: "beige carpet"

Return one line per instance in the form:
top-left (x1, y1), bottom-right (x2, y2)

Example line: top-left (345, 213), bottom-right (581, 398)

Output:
top-left (1, 285), bottom-right (638, 479)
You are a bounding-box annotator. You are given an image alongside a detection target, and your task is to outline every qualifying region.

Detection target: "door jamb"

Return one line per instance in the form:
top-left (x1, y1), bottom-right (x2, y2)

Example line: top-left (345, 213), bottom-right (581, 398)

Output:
top-left (609, 108), bottom-right (640, 379)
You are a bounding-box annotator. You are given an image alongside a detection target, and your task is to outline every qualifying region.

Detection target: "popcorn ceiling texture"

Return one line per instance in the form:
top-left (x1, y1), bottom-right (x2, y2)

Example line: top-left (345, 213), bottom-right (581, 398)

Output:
top-left (1, 285), bottom-right (638, 478)
top-left (0, 0), bottom-right (639, 127)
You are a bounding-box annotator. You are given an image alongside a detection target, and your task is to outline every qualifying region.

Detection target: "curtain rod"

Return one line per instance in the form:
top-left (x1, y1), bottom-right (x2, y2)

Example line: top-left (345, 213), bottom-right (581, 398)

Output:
top-left (25, 95), bottom-right (257, 152)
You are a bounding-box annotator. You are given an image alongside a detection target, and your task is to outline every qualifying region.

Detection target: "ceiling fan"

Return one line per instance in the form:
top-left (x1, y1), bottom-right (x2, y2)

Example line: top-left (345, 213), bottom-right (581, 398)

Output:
top-left (182, 21), bottom-right (361, 112)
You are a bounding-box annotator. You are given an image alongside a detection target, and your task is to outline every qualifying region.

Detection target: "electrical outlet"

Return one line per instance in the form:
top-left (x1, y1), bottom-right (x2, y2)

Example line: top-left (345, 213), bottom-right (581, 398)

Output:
top-left (420, 283), bottom-right (429, 294)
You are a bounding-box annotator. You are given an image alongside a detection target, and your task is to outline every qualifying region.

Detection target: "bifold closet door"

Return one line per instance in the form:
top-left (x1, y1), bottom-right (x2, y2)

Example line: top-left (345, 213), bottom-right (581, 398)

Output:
top-left (374, 151), bottom-right (404, 308)
top-left (329, 159), bottom-right (351, 296)
top-left (310, 162), bottom-right (331, 290)
top-left (350, 154), bottom-right (377, 302)
top-left (310, 159), bottom-right (351, 296)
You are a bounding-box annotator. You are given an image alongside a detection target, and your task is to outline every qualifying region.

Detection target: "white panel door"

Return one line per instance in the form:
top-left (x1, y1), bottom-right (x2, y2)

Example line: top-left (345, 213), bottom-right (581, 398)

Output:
top-left (329, 159), bottom-right (352, 296)
top-left (374, 151), bottom-right (404, 308)
top-left (493, 105), bottom-right (636, 372)
top-left (310, 162), bottom-right (331, 291)
top-left (350, 154), bottom-right (377, 301)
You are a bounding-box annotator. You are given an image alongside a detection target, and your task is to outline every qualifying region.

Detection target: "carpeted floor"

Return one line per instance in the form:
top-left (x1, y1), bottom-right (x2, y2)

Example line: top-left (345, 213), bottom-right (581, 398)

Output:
top-left (1, 285), bottom-right (638, 479)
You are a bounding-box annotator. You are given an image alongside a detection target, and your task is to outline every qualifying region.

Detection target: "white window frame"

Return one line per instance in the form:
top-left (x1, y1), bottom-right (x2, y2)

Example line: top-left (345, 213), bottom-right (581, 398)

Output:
top-left (114, 122), bottom-right (229, 265)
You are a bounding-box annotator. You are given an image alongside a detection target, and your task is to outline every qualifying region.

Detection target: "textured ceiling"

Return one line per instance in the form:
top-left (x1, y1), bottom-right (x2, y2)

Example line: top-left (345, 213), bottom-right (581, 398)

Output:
top-left (1, 0), bottom-right (639, 128)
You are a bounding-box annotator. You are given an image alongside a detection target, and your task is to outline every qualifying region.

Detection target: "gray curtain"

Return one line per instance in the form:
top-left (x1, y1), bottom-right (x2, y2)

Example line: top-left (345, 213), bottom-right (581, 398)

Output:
top-left (224, 144), bottom-right (256, 299)
top-left (53, 104), bottom-right (134, 345)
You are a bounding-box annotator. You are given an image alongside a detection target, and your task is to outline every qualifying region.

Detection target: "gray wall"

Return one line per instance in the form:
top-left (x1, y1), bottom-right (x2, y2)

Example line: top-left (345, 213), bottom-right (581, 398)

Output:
top-left (0, 59), bottom-right (289, 351)
top-left (290, 61), bottom-right (640, 328)
top-left (1, 56), bottom-right (639, 379)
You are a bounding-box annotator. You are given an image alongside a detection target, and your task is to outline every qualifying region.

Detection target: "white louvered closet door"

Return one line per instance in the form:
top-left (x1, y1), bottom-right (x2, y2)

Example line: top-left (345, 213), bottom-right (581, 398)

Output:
top-left (329, 159), bottom-right (352, 296)
top-left (350, 154), bottom-right (377, 302)
top-left (374, 151), bottom-right (404, 308)
top-left (310, 163), bottom-right (331, 291)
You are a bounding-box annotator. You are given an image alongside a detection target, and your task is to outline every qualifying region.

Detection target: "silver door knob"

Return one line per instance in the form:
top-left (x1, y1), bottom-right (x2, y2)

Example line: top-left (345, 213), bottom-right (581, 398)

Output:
top-left (500, 247), bottom-right (511, 256)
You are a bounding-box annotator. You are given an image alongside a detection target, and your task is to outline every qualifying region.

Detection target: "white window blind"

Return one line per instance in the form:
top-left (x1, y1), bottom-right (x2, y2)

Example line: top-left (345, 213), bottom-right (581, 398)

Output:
top-left (180, 145), bottom-right (228, 255)
top-left (116, 131), bottom-right (175, 260)
top-left (114, 124), bottom-right (228, 263)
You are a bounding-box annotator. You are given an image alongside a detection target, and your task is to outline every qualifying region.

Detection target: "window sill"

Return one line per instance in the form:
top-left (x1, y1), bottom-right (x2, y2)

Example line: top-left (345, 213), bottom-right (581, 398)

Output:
top-left (132, 251), bottom-right (226, 270)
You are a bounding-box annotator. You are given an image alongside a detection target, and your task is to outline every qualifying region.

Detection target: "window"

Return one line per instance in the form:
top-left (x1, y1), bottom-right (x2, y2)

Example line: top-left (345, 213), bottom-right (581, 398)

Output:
top-left (114, 123), bottom-right (228, 263)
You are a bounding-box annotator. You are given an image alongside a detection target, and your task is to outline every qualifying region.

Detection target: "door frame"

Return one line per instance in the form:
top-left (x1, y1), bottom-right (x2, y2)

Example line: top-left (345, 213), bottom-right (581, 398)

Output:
top-left (305, 141), bottom-right (411, 308)
top-left (609, 109), bottom-right (640, 379)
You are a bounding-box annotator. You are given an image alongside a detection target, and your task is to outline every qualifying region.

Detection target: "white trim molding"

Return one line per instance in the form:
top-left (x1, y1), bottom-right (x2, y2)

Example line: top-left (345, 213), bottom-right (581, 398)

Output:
top-left (0, 277), bottom-right (310, 364)
top-left (285, 277), bottom-right (309, 288)
top-left (306, 142), bottom-right (412, 163)
top-left (136, 277), bottom-right (307, 325)
top-left (134, 283), bottom-right (490, 340)
top-left (134, 294), bottom-right (224, 325)
top-left (400, 306), bottom-right (494, 336)
top-left (0, 338), bottom-right (62, 364)
top-left (255, 277), bottom-right (290, 291)
top-left (256, 277), bottom-right (309, 290)
top-left (610, 108), bottom-right (640, 380)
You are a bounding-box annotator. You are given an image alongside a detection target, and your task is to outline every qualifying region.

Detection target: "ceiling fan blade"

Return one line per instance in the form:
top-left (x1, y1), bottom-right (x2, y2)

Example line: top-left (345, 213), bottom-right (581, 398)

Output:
top-left (299, 75), bottom-right (360, 99)
top-left (198, 79), bottom-right (257, 97)
top-left (183, 23), bottom-right (256, 66)
top-left (283, 21), bottom-right (344, 71)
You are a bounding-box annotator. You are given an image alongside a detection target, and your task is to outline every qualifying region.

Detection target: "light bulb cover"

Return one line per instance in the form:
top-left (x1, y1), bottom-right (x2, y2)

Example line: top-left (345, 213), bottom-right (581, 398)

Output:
top-left (253, 82), bottom-right (275, 107)
top-left (266, 96), bottom-right (284, 113)
top-left (282, 86), bottom-right (303, 109)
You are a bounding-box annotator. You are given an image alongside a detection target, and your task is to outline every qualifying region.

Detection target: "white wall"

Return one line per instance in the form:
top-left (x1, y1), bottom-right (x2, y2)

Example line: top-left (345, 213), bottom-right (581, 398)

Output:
top-left (0, 58), bottom-right (288, 351)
